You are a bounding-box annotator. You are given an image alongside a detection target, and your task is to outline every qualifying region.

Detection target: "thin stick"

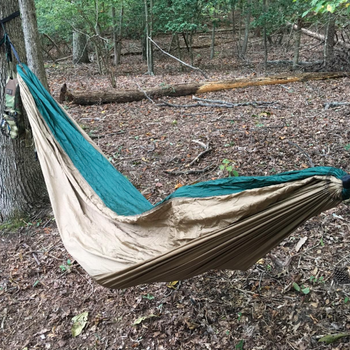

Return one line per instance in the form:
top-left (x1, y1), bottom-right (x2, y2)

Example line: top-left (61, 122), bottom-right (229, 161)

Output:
top-left (135, 81), bottom-right (156, 104)
top-left (165, 164), bottom-right (216, 175)
top-left (189, 140), bottom-right (211, 166)
top-left (148, 36), bottom-right (209, 79)
top-left (287, 140), bottom-right (315, 167)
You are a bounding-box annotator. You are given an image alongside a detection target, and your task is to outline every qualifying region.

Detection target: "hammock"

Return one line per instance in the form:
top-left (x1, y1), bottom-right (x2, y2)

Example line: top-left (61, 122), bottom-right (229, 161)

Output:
top-left (17, 64), bottom-right (350, 289)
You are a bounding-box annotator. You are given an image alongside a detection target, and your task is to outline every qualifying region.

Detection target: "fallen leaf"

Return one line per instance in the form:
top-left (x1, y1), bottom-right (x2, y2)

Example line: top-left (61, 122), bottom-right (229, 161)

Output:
top-left (295, 237), bottom-right (308, 252)
top-left (319, 333), bottom-right (350, 344)
top-left (71, 311), bottom-right (88, 337)
top-left (133, 314), bottom-right (157, 325)
top-left (166, 281), bottom-right (180, 289)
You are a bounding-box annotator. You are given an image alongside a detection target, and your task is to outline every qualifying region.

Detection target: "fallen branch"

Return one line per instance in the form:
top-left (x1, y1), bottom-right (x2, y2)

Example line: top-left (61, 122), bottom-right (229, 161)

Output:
top-left (62, 71), bottom-right (349, 105)
top-left (192, 96), bottom-right (279, 108)
top-left (148, 37), bottom-right (209, 79)
top-left (159, 97), bottom-right (279, 109)
top-left (189, 140), bottom-right (211, 166)
top-left (288, 23), bottom-right (350, 50)
top-left (267, 60), bottom-right (323, 66)
top-left (323, 101), bottom-right (350, 110)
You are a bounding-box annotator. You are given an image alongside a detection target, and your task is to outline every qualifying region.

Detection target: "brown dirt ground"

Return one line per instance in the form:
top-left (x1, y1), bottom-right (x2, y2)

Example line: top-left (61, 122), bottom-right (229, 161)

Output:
top-left (1, 31), bottom-right (350, 349)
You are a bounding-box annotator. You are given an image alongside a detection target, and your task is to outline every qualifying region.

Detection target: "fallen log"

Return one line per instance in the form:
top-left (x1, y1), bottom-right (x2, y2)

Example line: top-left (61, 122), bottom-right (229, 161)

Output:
top-left (61, 71), bottom-right (349, 105)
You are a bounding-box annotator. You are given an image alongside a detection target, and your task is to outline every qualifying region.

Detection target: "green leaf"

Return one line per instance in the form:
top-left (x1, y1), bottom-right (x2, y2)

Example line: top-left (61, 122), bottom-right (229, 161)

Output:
top-left (235, 339), bottom-right (244, 349)
top-left (133, 314), bottom-right (157, 325)
top-left (143, 293), bottom-right (155, 300)
top-left (232, 170), bottom-right (239, 177)
top-left (344, 297), bottom-right (349, 304)
top-left (319, 333), bottom-right (350, 344)
top-left (293, 282), bottom-right (301, 292)
top-left (72, 311), bottom-right (88, 337)
top-left (33, 280), bottom-right (40, 288)
top-left (301, 287), bottom-right (310, 295)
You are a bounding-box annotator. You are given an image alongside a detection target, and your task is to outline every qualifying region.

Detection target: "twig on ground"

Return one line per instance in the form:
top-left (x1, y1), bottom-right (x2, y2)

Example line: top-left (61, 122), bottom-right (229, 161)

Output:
top-left (287, 140), bottom-right (315, 167)
top-left (192, 96), bottom-right (278, 108)
top-left (182, 111), bottom-right (215, 116)
top-left (324, 101), bottom-right (350, 110)
top-left (159, 97), bottom-right (279, 109)
top-left (148, 36), bottom-right (209, 79)
top-left (165, 164), bottom-right (216, 175)
top-left (1, 308), bottom-right (7, 329)
top-left (189, 140), bottom-right (211, 166)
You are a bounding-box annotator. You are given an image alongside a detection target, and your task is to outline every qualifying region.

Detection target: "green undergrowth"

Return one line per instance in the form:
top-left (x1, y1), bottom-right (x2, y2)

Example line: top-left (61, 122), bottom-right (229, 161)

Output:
top-left (0, 214), bottom-right (30, 233)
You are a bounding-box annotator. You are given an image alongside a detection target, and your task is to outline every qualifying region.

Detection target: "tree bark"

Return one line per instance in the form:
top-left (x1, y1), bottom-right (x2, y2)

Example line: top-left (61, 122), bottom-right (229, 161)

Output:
top-left (18, 0), bottom-right (49, 90)
top-left (210, 24), bottom-right (215, 60)
top-left (324, 13), bottom-right (336, 67)
top-left (112, 3), bottom-right (123, 66)
top-left (293, 18), bottom-right (302, 70)
top-left (62, 71), bottom-right (348, 105)
top-left (72, 31), bottom-right (89, 64)
top-left (241, 0), bottom-right (251, 57)
top-left (0, 0), bottom-right (48, 222)
top-left (144, 0), bottom-right (154, 75)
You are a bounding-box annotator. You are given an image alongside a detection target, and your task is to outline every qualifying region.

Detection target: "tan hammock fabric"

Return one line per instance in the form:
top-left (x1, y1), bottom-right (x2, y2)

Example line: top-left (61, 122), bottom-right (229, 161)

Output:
top-left (18, 75), bottom-right (343, 289)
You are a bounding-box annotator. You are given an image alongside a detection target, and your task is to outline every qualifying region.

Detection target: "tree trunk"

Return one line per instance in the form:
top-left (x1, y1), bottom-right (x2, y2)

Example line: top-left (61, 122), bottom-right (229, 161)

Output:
top-left (62, 71), bottom-right (348, 105)
top-left (176, 33), bottom-right (183, 71)
top-left (0, 0), bottom-right (48, 222)
top-left (293, 18), bottom-right (302, 70)
top-left (189, 31), bottom-right (194, 66)
top-left (210, 24), bottom-right (215, 60)
top-left (241, 0), bottom-right (251, 57)
top-left (72, 31), bottom-right (89, 64)
top-left (324, 13), bottom-right (336, 67)
top-left (18, 0), bottom-right (49, 90)
top-left (112, 3), bottom-right (123, 66)
top-left (231, 0), bottom-right (236, 37)
top-left (144, 0), bottom-right (154, 75)
top-left (262, 0), bottom-right (268, 72)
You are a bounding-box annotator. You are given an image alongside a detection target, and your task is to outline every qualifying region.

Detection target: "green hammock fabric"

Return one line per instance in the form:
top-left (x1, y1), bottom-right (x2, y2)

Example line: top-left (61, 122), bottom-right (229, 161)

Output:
top-left (18, 64), bottom-right (152, 216)
top-left (17, 63), bottom-right (350, 289)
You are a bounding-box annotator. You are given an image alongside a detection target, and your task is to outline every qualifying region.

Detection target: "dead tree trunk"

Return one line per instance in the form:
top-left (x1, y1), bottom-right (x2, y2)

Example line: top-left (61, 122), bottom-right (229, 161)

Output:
top-left (61, 71), bottom-right (348, 105)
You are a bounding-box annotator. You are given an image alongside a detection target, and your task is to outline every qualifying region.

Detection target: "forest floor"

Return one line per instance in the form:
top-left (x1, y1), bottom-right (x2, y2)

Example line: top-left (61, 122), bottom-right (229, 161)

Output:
top-left (1, 31), bottom-right (350, 349)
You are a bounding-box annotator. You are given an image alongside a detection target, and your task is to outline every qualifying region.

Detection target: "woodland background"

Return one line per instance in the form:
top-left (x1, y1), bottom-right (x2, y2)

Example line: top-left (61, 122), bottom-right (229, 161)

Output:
top-left (1, 0), bottom-right (350, 349)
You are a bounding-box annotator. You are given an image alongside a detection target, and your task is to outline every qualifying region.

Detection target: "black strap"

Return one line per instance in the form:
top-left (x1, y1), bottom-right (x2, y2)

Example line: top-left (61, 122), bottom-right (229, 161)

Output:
top-left (0, 11), bottom-right (20, 25)
top-left (0, 11), bottom-right (21, 64)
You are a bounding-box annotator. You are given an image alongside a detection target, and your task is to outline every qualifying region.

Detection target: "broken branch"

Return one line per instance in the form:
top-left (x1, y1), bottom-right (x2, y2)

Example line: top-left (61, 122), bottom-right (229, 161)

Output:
top-left (148, 36), bottom-right (209, 79)
top-left (189, 140), bottom-right (211, 166)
